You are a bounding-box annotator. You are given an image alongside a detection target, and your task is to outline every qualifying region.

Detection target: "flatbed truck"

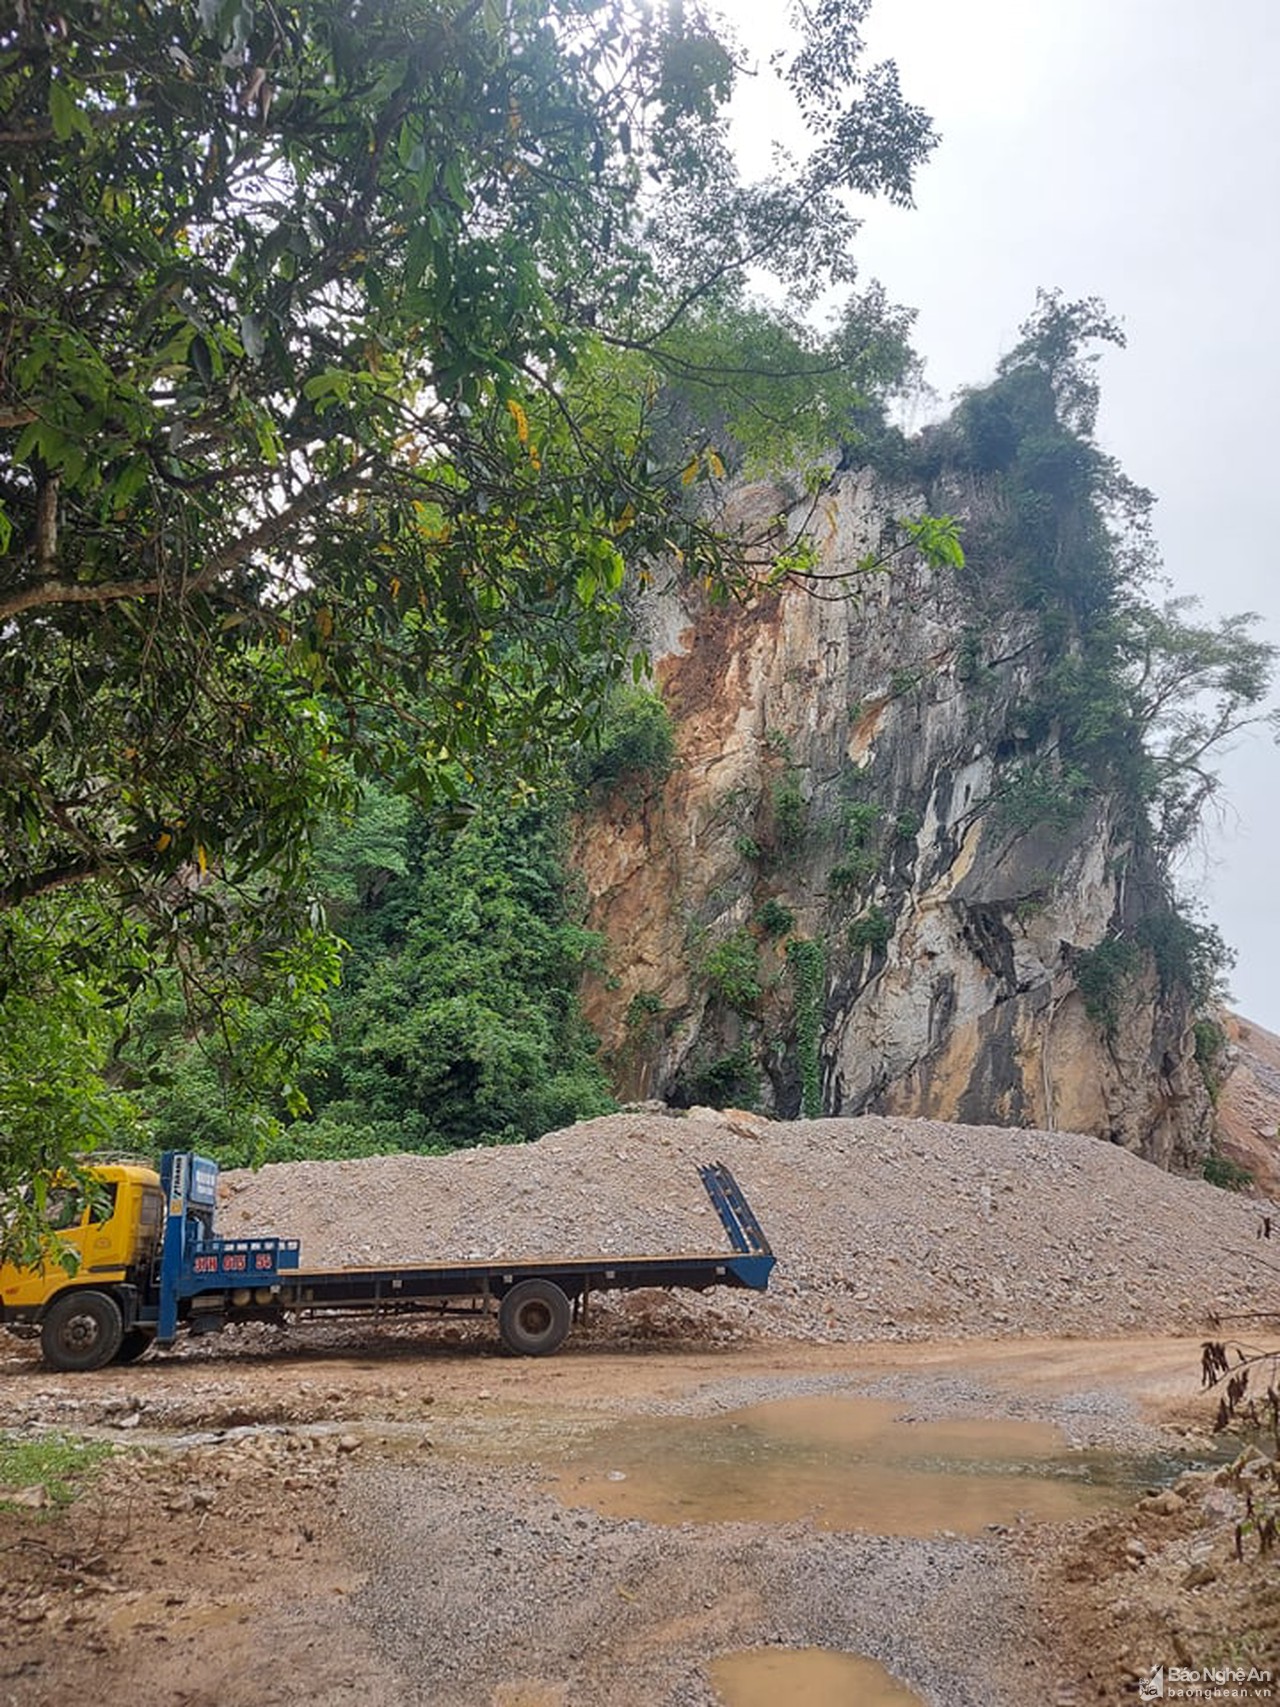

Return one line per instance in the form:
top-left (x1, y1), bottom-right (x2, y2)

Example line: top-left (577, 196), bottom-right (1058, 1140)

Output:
top-left (0, 1151), bottom-right (775, 1372)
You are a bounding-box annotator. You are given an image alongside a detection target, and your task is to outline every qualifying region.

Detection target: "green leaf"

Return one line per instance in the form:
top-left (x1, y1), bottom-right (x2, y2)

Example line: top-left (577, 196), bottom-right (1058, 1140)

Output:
top-left (189, 335), bottom-right (214, 386)
top-left (49, 82), bottom-right (77, 144)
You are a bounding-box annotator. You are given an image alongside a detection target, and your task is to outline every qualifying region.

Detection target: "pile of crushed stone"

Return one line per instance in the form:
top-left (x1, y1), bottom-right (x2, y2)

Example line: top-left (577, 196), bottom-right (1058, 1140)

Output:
top-left (218, 1110), bottom-right (1277, 1343)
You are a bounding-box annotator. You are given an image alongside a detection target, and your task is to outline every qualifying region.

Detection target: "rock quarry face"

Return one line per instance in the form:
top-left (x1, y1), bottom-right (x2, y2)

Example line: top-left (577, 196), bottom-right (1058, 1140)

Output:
top-left (1213, 1013), bottom-right (1280, 1196)
top-left (574, 470), bottom-right (1212, 1169)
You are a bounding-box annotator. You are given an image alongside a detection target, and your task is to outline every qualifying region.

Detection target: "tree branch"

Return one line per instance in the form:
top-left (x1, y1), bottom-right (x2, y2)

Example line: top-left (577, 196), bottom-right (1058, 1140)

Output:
top-left (0, 461), bottom-right (369, 620)
top-left (0, 856), bottom-right (103, 910)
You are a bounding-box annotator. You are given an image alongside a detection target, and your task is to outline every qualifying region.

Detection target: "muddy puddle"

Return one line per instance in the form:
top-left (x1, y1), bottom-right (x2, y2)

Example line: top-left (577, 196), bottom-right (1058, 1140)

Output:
top-left (555, 1392), bottom-right (1174, 1536)
top-left (709, 1647), bottom-right (923, 1706)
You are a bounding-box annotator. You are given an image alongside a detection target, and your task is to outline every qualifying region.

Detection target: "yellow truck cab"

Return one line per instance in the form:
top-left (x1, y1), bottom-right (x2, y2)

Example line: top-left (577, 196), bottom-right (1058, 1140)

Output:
top-left (0, 1161), bottom-right (166, 1368)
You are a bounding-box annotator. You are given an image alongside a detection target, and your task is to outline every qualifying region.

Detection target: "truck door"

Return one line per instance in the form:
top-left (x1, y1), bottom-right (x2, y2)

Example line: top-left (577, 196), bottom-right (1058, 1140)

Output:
top-left (45, 1179), bottom-right (120, 1274)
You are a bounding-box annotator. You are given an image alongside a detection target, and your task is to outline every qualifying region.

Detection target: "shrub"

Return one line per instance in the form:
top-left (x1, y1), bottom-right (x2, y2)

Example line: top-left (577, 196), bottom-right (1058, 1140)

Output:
top-left (625, 990), bottom-right (664, 1030)
top-left (685, 1045), bottom-right (761, 1109)
top-left (772, 773), bottom-right (806, 850)
top-left (1193, 1017), bottom-right (1227, 1103)
top-left (840, 800), bottom-right (883, 844)
top-left (830, 848), bottom-right (879, 892)
top-left (847, 906), bottom-right (892, 952)
top-left (576, 687), bottom-right (676, 791)
top-left (995, 761), bottom-right (1093, 835)
top-left (755, 898), bottom-right (795, 938)
top-left (1203, 1147), bottom-right (1253, 1193)
top-left (1074, 936), bottom-right (1140, 1038)
top-left (1137, 909), bottom-right (1233, 1009)
top-left (702, 929), bottom-right (762, 1011)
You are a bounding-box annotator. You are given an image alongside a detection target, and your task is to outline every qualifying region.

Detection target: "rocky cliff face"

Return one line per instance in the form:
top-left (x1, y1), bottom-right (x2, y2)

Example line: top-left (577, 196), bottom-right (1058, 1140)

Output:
top-left (1213, 1013), bottom-right (1280, 1196)
top-left (573, 469), bottom-right (1213, 1170)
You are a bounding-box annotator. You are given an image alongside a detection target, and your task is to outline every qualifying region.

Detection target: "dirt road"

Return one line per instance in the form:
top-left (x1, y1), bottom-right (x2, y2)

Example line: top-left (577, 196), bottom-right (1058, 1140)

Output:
top-left (4, 1323), bottom-right (1272, 1707)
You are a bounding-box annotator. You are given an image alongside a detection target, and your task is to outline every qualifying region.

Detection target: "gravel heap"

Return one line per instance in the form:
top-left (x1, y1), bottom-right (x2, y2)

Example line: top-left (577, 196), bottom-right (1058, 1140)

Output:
top-left (219, 1109), bottom-right (1276, 1342)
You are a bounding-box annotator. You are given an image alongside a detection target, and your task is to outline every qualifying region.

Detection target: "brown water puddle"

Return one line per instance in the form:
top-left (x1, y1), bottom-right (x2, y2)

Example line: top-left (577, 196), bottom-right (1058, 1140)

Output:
top-left (556, 1393), bottom-right (1153, 1536)
top-left (709, 1647), bottom-right (924, 1706)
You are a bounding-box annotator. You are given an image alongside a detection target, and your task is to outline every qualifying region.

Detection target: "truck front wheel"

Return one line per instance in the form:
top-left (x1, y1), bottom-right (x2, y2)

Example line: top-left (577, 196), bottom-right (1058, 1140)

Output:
top-left (40, 1290), bottom-right (124, 1373)
top-left (498, 1280), bottom-right (571, 1356)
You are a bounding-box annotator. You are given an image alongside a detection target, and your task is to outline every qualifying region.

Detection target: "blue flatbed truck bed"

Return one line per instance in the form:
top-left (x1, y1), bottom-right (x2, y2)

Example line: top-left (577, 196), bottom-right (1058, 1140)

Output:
top-left (143, 1152), bottom-right (776, 1363)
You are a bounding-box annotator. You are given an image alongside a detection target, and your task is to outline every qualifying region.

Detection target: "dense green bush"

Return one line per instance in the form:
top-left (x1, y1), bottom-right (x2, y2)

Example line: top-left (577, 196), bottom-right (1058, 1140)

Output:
top-left (1073, 936), bottom-right (1141, 1038)
top-left (1136, 909), bottom-right (1233, 1010)
top-left (847, 907), bottom-right (893, 953)
top-left (1203, 1147), bottom-right (1254, 1193)
top-left (994, 761), bottom-right (1093, 835)
top-left (683, 1044), bottom-right (761, 1110)
top-left (830, 849), bottom-right (880, 892)
top-left (755, 898), bottom-right (795, 938)
top-left (771, 772), bottom-right (806, 851)
top-left (1193, 1017), bottom-right (1228, 1105)
top-left (702, 929), bottom-right (762, 1011)
top-left (575, 687), bottom-right (676, 792)
top-left (124, 787), bottom-right (616, 1162)
top-left (840, 801), bottom-right (883, 843)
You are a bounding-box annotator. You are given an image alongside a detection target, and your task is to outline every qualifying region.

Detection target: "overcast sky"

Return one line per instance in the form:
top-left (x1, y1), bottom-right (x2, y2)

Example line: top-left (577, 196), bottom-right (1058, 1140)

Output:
top-left (730, 0), bottom-right (1280, 1031)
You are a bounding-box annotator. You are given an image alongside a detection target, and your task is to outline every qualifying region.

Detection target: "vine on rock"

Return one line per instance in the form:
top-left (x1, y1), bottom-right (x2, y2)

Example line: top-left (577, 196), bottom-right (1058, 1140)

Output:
top-left (786, 937), bottom-right (826, 1119)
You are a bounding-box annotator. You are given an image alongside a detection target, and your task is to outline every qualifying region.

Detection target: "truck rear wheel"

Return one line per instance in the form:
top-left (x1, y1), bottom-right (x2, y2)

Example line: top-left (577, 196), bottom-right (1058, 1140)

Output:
top-left (498, 1279), bottom-right (571, 1356)
top-left (40, 1290), bottom-right (124, 1373)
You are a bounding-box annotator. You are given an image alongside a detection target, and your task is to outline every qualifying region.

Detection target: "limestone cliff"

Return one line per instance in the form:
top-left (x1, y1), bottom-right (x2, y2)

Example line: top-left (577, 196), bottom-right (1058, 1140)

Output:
top-left (1213, 1013), bottom-right (1280, 1197)
top-left (573, 468), bottom-right (1214, 1170)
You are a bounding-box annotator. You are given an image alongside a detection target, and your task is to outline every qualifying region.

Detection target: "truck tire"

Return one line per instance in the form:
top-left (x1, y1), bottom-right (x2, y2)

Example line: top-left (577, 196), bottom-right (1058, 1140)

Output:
top-left (498, 1279), bottom-right (571, 1356)
top-left (114, 1328), bottom-right (155, 1364)
top-left (40, 1290), bottom-right (124, 1373)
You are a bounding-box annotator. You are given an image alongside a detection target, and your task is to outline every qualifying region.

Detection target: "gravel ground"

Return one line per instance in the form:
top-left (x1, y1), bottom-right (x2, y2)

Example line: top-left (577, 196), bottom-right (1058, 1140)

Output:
top-left (332, 1340), bottom-right (1220, 1707)
top-left (342, 1454), bottom-right (1039, 1707)
top-left (220, 1108), bottom-right (1275, 1343)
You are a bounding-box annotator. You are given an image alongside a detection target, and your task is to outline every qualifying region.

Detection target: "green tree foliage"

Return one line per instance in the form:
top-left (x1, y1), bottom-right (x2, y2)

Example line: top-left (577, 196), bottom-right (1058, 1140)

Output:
top-left (952, 290), bottom-right (1150, 624)
top-left (572, 686), bottom-right (676, 793)
top-left (304, 797), bottom-right (615, 1153)
top-left (953, 295), bottom-right (1276, 827)
top-left (0, 903), bottom-right (144, 1262)
top-left (1073, 935), bottom-right (1141, 1039)
top-left (681, 1043), bottom-right (761, 1111)
top-left (0, 0), bottom-right (939, 1225)
top-left (650, 286), bottom-right (921, 477)
top-left (846, 906), bottom-right (893, 953)
top-left (1122, 599), bottom-right (1280, 857)
top-left (123, 787), bottom-right (615, 1162)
